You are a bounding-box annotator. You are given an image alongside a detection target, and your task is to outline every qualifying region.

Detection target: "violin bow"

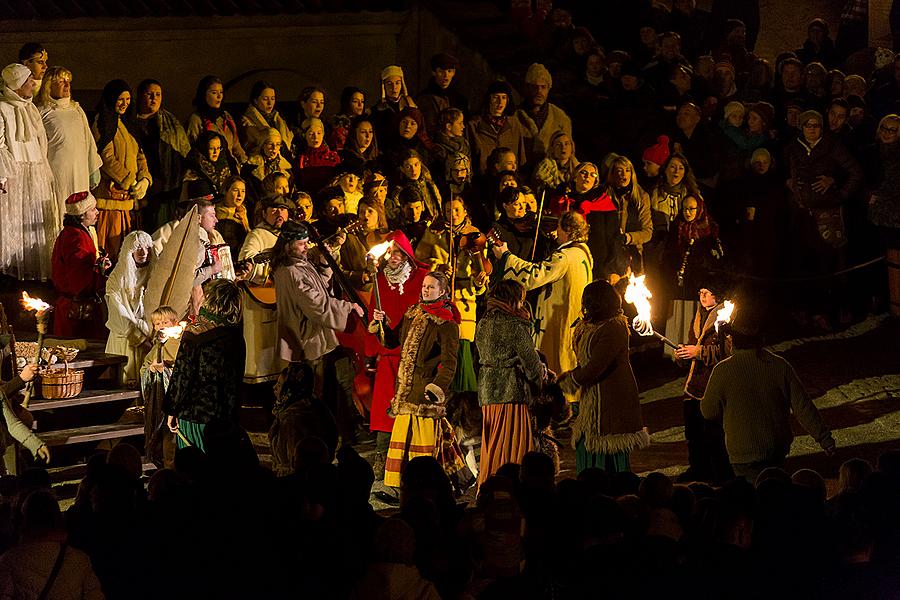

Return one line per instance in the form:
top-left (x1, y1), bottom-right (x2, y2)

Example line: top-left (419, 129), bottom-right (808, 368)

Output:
top-left (448, 221), bottom-right (455, 299)
top-left (531, 189), bottom-right (546, 261)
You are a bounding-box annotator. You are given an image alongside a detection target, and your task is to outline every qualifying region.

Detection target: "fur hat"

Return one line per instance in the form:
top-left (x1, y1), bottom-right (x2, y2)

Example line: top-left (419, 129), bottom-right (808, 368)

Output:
top-left (525, 62), bottom-right (553, 87)
top-left (642, 135), bottom-right (670, 166)
top-left (65, 191), bottom-right (96, 216)
top-left (1, 63), bottom-right (31, 89)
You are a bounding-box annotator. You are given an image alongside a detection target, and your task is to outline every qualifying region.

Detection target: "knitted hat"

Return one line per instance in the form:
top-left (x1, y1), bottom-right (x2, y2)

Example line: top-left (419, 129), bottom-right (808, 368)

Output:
top-left (642, 135), bottom-right (670, 166)
top-left (714, 60), bottom-right (735, 76)
top-left (750, 147), bottom-right (772, 165)
top-left (525, 63), bottom-right (553, 87)
top-left (724, 101), bottom-right (745, 122)
top-left (279, 220), bottom-right (309, 242)
top-left (65, 191), bottom-right (96, 216)
top-left (798, 109), bottom-right (823, 129)
top-left (749, 102), bottom-right (775, 130)
top-left (430, 53), bottom-right (459, 71)
top-left (2, 63), bottom-right (31, 89)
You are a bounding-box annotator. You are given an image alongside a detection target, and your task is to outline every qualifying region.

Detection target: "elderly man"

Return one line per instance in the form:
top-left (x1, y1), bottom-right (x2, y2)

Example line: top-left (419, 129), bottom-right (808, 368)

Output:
top-left (237, 194), bottom-right (293, 385)
top-left (105, 230), bottom-right (156, 386)
top-left (516, 63), bottom-right (572, 166)
top-left (0, 63), bottom-right (59, 279)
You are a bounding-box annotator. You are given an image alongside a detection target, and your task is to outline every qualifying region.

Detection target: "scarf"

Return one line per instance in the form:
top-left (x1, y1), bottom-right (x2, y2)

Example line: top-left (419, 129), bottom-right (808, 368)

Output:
top-left (658, 181), bottom-right (686, 226)
top-left (676, 196), bottom-right (718, 253)
top-left (486, 297), bottom-right (531, 322)
top-left (420, 296), bottom-right (461, 324)
top-left (485, 115), bottom-right (507, 132)
top-left (47, 96), bottom-right (72, 110)
top-left (215, 203), bottom-right (250, 232)
top-left (384, 260), bottom-right (413, 295)
top-left (1, 86), bottom-right (39, 143)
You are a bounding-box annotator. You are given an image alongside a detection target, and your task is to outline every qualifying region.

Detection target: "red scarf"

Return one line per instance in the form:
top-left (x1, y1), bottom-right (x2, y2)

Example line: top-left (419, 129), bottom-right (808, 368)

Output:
top-left (577, 192), bottom-right (616, 215)
top-left (421, 297), bottom-right (461, 324)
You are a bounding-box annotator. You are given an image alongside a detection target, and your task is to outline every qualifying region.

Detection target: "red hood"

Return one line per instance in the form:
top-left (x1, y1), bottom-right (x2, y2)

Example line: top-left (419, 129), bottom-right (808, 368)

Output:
top-left (386, 230), bottom-right (429, 268)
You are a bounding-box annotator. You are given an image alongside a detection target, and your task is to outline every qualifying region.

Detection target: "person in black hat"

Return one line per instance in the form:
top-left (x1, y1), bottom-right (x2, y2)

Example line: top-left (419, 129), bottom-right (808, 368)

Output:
top-left (417, 52), bottom-right (469, 139)
top-left (467, 80), bottom-right (529, 175)
top-left (673, 284), bottom-right (735, 483)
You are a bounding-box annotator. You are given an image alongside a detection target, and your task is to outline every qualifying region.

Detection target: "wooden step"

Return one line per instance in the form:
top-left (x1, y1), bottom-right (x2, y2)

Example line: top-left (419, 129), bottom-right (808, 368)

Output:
top-left (62, 353), bottom-right (127, 370)
top-left (49, 459), bottom-right (157, 485)
top-left (28, 389), bottom-right (141, 412)
top-left (41, 423), bottom-right (144, 447)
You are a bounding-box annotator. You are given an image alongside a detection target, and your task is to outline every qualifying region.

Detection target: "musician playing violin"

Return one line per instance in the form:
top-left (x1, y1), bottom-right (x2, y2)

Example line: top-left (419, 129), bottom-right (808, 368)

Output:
top-left (414, 197), bottom-right (488, 393)
top-left (488, 186), bottom-right (554, 265)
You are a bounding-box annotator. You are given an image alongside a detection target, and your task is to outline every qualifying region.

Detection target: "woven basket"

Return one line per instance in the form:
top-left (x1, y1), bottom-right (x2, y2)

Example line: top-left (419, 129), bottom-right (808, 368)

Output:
top-left (39, 366), bottom-right (84, 399)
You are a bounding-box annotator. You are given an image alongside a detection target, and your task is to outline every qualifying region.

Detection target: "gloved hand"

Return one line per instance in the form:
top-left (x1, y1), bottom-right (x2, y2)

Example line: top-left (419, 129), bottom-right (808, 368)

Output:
top-left (131, 177), bottom-right (150, 200)
top-left (89, 170), bottom-right (100, 190)
top-left (121, 172), bottom-right (136, 191)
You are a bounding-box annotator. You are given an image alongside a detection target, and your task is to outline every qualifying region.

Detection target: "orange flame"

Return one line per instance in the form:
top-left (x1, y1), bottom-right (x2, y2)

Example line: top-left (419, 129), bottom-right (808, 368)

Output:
top-left (624, 275), bottom-right (654, 336)
top-left (715, 300), bottom-right (735, 333)
top-left (21, 291), bottom-right (50, 313)
top-left (366, 240), bottom-right (394, 262)
top-left (159, 321), bottom-right (188, 342)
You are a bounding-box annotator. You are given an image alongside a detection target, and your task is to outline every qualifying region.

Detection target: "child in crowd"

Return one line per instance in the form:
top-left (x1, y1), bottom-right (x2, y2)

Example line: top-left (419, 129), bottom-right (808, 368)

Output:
top-left (140, 305), bottom-right (183, 468)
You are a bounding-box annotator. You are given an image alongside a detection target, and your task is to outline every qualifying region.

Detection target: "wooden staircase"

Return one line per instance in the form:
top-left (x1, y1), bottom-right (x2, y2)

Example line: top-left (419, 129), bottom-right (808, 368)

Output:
top-left (11, 349), bottom-right (150, 493)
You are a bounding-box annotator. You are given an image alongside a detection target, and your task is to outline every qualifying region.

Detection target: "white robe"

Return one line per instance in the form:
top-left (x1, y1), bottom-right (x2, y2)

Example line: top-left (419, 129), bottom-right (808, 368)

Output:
top-left (105, 267), bottom-right (153, 386)
top-left (0, 86), bottom-right (58, 280)
top-left (238, 225), bottom-right (283, 382)
top-left (39, 97), bottom-right (102, 217)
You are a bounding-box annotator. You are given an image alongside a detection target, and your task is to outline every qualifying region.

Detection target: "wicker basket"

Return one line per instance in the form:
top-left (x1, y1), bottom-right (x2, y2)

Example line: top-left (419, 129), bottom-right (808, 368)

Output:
top-left (39, 366), bottom-right (84, 399)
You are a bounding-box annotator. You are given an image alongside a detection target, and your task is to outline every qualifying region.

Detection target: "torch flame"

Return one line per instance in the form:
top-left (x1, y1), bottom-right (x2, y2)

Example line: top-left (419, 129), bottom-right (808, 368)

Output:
top-left (366, 240), bottom-right (394, 262)
top-left (715, 300), bottom-right (735, 333)
top-left (21, 292), bottom-right (50, 313)
top-left (159, 321), bottom-right (188, 342)
top-left (624, 275), bottom-right (655, 336)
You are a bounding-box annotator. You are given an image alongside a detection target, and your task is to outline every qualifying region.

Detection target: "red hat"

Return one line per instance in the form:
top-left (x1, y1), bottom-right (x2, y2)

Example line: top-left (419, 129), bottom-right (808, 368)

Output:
top-left (386, 230), bottom-right (428, 268)
top-left (642, 135), bottom-right (670, 166)
top-left (65, 191), bottom-right (96, 216)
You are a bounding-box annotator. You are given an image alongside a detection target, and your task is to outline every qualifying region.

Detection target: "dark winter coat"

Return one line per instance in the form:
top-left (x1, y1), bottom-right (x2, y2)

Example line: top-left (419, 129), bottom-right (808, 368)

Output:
top-left (475, 309), bottom-right (545, 407)
top-left (784, 134), bottom-right (863, 209)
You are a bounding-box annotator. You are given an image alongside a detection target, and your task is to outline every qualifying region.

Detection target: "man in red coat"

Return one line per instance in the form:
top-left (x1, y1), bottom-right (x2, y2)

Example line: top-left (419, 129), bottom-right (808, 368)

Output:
top-left (364, 230), bottom-right (430, 480)
top-left (50, 192), bottom-right (111, 338)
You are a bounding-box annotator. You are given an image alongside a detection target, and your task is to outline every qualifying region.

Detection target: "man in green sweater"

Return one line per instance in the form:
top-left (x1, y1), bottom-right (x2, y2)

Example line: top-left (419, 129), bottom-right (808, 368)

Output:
top-left (700, 320), bottom-right (836, 483)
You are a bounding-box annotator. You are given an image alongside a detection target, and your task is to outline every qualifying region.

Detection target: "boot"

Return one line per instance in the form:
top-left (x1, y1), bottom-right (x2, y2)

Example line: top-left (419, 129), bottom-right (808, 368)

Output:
top-left (372, 450), bottom-right (386, 480)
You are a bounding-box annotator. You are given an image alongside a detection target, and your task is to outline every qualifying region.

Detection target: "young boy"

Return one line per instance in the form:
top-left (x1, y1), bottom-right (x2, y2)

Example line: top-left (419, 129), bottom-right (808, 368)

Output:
top-left (140, 306), bottom-right (182, 468)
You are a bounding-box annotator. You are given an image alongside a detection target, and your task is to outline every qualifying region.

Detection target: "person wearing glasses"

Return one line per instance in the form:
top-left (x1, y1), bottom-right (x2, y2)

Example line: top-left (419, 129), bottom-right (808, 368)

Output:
top-left (865, 114), bottom-right (900, 315)
top-left (784, 109), bottom-right (863, 329)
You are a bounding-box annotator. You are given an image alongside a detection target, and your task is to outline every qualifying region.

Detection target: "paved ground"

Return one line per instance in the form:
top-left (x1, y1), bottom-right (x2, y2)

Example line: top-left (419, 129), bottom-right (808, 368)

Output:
top-left (241, 313), bottom-right (900, 511)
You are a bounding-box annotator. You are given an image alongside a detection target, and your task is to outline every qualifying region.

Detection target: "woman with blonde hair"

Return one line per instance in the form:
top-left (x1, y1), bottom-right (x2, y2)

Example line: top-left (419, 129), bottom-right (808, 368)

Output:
top-left (36, 66), bottom-right (102, 218)
top-left (164, 278), bottom-right (245, 451)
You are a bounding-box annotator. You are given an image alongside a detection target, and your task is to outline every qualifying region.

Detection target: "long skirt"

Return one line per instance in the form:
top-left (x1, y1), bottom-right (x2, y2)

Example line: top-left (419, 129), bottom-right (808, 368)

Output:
top-left (0, 158), bottom-right (58, 280)
top-left (96, 209), bottom-right (131, 261)
top-left (664, 299), bottom-right (697, 359)
top-left (477, 403), bottom-right (533, 487)
top-left (384, 414), bottom-right (472, 492)
top-left (451, 340), bottom-right (478, 393)
top-left (176, 418), bottom-right (206, 452)
top-left (575, 435), bottom-right (630, 474)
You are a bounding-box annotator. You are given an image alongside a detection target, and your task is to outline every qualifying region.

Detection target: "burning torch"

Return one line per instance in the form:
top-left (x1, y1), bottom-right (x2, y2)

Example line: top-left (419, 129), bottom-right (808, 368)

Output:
top-left (20, 292), bottom-right (52, 408)
top-left (366, 240), bottom-right (394, 342)
top-left (623, 275), bottom-right (679, 349)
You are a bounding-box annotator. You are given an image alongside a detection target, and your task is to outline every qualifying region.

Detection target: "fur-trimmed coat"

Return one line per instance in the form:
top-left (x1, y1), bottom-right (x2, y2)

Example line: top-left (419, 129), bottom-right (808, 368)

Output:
top-left (562, 316), bottom-right (650, 455)
top-left (475, 309), bottom-right (546, 407)
top-left (684, 303), bottom-right (732, 400)
top-left (383, 303), bottom-right (459, 418)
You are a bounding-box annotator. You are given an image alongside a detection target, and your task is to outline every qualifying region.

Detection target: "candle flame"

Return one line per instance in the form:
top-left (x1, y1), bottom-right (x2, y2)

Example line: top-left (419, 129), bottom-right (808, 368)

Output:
top-left (21, 292), bottom-right (50, 313)
top-left (366, 240), bottom-right (393, 262)
top-left (624, 275), bottom-right (655, 336)
top-left (715, 300), bottom-right (735, 333)
top-left (159, 321), bottom-right (188, 342)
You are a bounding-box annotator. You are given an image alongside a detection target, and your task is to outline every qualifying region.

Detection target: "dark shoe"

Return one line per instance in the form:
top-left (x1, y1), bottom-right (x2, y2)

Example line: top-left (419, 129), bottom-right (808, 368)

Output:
top-left (374, 489), bottom-right (399, 505)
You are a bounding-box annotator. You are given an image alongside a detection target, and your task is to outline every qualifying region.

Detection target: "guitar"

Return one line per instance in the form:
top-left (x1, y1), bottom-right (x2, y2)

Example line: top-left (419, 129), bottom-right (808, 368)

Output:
top-left (240, 218), bottom-right (369, 311)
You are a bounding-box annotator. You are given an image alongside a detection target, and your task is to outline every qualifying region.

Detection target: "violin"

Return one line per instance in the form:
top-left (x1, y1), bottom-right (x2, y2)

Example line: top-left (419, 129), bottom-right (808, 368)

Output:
top-left (457, 231), bottom-right (493, 276)
top-left (513, 210), bottom-right (560, 235)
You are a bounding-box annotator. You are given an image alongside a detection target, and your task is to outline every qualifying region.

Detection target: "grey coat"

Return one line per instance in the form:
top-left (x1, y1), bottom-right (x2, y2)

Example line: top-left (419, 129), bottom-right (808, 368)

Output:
top-left (475, 309), bottom-right (545, 407)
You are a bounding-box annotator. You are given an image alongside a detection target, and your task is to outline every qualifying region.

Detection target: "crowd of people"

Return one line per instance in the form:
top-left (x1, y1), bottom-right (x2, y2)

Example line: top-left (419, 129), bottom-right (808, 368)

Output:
top-left (0, 0), bottom-right (899, 597)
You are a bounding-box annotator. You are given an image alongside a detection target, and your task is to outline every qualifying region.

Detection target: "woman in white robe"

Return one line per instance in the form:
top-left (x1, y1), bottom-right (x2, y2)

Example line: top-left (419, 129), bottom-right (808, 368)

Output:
top-left (0, 64), bottom-right (59, 280)
top-left (36, 66), bottom-right (102, 223)
top-left (105, 231), bottom-right (157, 386)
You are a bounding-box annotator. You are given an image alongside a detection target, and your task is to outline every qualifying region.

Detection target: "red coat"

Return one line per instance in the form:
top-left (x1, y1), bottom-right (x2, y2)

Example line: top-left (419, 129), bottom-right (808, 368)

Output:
top-left (50, 224), bottom-right (107, 339)
top-left (366, 266), bottom-right (430, 432)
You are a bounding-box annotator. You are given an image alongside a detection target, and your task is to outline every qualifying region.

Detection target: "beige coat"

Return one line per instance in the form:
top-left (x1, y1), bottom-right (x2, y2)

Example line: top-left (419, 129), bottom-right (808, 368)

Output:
top-left (0, 541), bottom-right (104, 600)
top-left (238, 225), bottom-right (283, 382)
top-left (274, 251), bottom-right (355, 363)
top-left (467, 114), bottom-right (529, 175)
top-left (517, 103), bottom-right (572, 164)
top-left (91, 119), bottom-right (151, 211)
top-left (240, 104), bottom-right (294, 155)
top-left (500, 241), bottom-right (593, 377)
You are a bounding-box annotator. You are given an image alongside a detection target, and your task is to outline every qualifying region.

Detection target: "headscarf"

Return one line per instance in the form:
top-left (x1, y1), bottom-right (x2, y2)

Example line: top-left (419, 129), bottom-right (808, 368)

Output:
top-left (107, 230), bottom-right (156, 303)
top-left (444, 151), bottom-right (471, 183)
top-left (189, 130), bottom-right (235, 197)
top-left (95, 79), bottom-right (133, 151)
top-left (0, 64), bottom-right (40, 144)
